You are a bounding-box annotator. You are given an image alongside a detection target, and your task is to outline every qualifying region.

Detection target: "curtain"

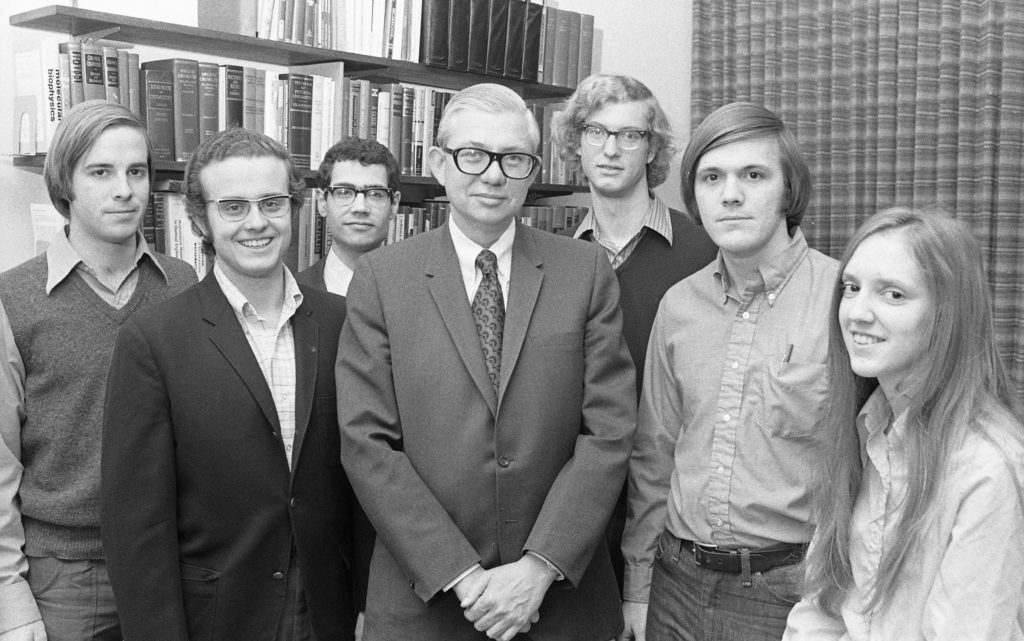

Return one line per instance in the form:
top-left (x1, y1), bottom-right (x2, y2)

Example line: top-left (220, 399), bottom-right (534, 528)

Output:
top-left (691, 0), bottom-right (1024, 397)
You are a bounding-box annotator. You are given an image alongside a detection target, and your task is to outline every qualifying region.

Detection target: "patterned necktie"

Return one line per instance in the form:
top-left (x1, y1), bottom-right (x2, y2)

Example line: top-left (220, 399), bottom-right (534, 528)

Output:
top-left (472, 249), bottom-right (505, 393)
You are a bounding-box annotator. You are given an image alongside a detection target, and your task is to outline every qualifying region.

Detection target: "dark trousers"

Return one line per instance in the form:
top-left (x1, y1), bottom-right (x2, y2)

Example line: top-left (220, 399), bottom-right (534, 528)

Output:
top-left (646, 530), bottom-right (802, 641)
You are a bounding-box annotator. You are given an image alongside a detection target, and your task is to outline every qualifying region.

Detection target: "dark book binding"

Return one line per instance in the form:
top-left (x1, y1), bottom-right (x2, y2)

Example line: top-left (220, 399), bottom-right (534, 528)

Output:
top-left (447, 0), bottom-right (470, 71)
top-left (485, 0), bottom-right (509, 76)
top-left (503, 0), bottom-right (526, 79)
top-left (420, 0), bottom-right (451, 68)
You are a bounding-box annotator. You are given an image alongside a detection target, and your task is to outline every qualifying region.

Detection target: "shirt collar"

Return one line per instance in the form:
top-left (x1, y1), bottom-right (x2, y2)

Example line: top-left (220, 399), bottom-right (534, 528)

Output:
top-left (45, 226), bottom-right (166, 294)
top-left (573, 193), bottom-right (674, 245)
top-left (857, 385), bottom-right (915, 440)
top-left (322, 250), bottom-right (354, 296)
top-left (214, 262), bottom-right (303, 325)
top-left (713, 226), bottom-right (810, 301)
top-left (448, 216), bottom-right (516, 282)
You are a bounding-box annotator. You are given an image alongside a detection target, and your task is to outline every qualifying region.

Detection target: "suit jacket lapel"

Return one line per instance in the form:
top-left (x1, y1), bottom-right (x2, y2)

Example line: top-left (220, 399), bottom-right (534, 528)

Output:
top-left (199, 273), bottom-right (282, 436)
top-left (290, 303), bottom-right (318, 476)
top-left (500, 225), bottom-right (542, 404)
top-left (425, 227), bottom-right (498, 413)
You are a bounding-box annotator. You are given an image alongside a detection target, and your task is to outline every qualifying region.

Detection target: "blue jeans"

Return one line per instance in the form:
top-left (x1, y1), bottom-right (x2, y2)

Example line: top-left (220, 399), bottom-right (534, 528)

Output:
top-left (646, 531), bottom-right (802, 641)
top-left (27, 556), bottom-right (121, 641)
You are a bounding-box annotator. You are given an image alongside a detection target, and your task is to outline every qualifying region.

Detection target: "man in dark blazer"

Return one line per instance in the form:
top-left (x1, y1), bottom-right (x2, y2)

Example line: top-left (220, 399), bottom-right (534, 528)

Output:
top-left (101, 129), bottom-right (363, 641)
top-left (336, 83), bottom-right (638, 641)
top-left (296, 137), bottom-right (400, 297)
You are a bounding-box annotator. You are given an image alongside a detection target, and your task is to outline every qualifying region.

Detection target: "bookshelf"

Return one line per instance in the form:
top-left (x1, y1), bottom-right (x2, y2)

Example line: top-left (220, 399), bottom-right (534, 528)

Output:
top-left (8, 4), bottom-right (587, 198)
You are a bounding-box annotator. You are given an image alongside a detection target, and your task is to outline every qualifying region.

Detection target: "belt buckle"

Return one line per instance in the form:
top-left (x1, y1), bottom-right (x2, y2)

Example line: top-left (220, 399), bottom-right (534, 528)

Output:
top-left (691, 542), bottom-right (718, 567)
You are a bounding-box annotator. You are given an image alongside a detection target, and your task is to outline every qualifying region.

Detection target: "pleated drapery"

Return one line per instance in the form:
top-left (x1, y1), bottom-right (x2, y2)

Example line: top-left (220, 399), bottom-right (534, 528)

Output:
top-left (691, 0), bottom-right (1024, 397)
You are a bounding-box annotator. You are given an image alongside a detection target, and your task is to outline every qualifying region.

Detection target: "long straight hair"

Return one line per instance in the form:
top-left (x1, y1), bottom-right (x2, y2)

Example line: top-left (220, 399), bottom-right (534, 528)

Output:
top-left (805, 207), bottom-right (1024, 614)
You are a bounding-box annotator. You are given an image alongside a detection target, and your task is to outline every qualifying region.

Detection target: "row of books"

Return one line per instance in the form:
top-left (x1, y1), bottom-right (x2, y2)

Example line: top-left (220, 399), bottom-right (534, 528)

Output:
top-left (422, 0), bottom-right (593, 87)
top-left (200, 0), bottom-right (596, 85)
top-left (202, 0), bottom-right (424, 62)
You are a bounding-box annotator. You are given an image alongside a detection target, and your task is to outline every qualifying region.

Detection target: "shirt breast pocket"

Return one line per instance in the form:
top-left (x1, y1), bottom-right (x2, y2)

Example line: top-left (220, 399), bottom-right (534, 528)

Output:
top-left (756, 362), bottom-right (828, 439)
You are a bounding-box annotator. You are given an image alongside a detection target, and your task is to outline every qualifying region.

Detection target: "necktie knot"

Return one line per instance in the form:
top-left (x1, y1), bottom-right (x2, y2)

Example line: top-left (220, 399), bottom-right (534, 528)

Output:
top-left (476, 249), bottom-right (498, 277)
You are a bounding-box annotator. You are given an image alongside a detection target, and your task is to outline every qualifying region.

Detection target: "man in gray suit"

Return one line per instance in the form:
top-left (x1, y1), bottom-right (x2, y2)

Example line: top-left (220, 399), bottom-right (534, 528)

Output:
top-left (336, 83), bottom-right (637, 641)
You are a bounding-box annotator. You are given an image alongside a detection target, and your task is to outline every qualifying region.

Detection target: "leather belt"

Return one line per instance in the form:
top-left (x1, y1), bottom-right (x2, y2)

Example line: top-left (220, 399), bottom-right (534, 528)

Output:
top-left (674, 536), bottom-right (807, 574)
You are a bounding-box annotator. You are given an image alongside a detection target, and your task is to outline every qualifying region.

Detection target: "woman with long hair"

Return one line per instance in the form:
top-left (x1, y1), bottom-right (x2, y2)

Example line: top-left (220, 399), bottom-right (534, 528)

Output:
top-left (783, 207), bottom-right (1024, 640)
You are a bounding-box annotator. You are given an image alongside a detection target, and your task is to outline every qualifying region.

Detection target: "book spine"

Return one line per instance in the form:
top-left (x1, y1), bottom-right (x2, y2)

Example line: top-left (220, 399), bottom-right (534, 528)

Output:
top-left (81, 44), bottom-right (105, 101)
top-left (447, 0), bottom-right (470, 71)
top-left (281, 73), bottom-right (314, 168)
top-left (58, 47), bottom-right (72, 117)
top-left (139, 68), bottom-right (176, 161)
top-left (466, 0), bottom-right (489, 74)
top-left (577, 13), bottom-right (594, 83)
top-left (117, 49), bottom-right (130, 107)
top-left (420, 0), bottom-right (450, 68)
top-left (127, 53), bottom-right (141, 115)
top-left (486, 0), bottom-right (510, 76)
top-left (552, 8), bottom-right (571, 87)
top-left (174, 60), bottom-right (200, 161)
top-left (565, 11), bottom-right (581, 87)
top-left (503, 0), bottom-right (526, 79)
top-left (400, 85), bottom-right (415, 175)
top-left (243, 67), bottom-right (266, 133)
top-left (102, 46), bottom-right (120, 103)
top-left (64, 42), bottom-right (85, 106)
top-left (523, 1), bottom-right (543, 83)
top-left (197, 62), bottom-right (220, 145)
top-left (224, 65), bottom-right (245, 129)
top-left (304, 0), bottom-right (317, 46)
top-left (541, 5), bottom-right (557, 85)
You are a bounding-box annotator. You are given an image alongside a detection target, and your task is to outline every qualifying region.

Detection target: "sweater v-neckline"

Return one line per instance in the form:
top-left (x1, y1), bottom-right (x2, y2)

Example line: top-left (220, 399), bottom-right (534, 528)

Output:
top-left (68, 264), bottom-right (155, 323)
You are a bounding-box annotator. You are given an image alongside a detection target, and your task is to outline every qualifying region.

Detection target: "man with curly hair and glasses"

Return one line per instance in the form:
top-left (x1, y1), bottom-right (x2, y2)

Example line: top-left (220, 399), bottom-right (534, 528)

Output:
top-left (552, 74), bottom-right (717, 594)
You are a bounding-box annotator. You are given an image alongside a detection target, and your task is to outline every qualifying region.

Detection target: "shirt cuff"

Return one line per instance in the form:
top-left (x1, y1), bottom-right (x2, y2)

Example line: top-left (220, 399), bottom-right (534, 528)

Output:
top-left (0, 579), bottom-right (41, 634)
top-left (443, 563), bottom-right (482, 593)
top-left (622, 563), bottom-right (653, 603)
top-left (525, 551), bottom-right (564, 581)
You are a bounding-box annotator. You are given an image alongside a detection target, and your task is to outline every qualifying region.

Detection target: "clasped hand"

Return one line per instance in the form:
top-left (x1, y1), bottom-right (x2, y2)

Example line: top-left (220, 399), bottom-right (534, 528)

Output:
top-left (453, 556), bottom-right (556, 641)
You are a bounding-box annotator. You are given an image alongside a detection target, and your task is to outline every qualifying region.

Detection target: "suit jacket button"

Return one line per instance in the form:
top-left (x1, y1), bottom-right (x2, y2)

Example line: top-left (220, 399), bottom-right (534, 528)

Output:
top-left (408, 579), bottom-right (415, 589)
top-left (290, 497), bottom-right (298, 509)
top-left (272, 571), bottom-right (285, 580)
top-left (498, 456), bottom-right (510, 468)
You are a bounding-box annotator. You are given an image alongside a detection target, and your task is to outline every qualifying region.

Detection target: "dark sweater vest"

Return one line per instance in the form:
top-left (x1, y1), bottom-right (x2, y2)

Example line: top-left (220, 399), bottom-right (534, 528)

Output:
top-left (567, 209), bottom-right (718, 397)
top-left (0, 254), bottom-right (196, 558)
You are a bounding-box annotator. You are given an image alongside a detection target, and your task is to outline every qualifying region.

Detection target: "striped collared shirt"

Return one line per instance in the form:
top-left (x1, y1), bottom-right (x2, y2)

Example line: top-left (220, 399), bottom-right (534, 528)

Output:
top-left (573, 194), bottom-right (674, 269)
top-left (214, 264), bottom-right (303, 468)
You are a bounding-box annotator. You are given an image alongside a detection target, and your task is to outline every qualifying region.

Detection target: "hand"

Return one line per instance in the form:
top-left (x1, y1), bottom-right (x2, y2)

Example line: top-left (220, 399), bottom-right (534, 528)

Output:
top-left (618, 601), bottom-right (648, 641)
top-left (453, 566), bottom-right (490, 610)
top-left (464, 556), bottom-right (555, 641)
top-left (0, 620), bottom-right (47, 641)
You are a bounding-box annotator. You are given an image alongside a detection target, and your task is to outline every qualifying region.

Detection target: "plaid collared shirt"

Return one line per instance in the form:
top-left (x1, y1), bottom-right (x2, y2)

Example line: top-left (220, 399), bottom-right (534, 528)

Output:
top-left (573, 195), bottom-right (674, 269)
top-left (214, 264), bottom-right (303, 468)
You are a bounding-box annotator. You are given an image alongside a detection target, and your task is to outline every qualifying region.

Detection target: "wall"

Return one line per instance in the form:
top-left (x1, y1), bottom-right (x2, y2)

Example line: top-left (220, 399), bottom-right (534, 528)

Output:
top-left (0, 0), bottom-right (692, 271)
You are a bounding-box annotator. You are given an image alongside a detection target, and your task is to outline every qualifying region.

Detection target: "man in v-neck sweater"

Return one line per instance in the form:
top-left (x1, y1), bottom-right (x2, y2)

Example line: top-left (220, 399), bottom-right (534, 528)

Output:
top-left (553, 75), bottom-right (717, 592)
top-left (0, 101), bottom-right (197, 641)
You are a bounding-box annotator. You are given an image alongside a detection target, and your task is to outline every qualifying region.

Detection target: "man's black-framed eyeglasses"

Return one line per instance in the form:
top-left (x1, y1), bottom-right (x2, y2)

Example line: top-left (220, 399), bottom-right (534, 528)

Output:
top-left (325, 186), bottom-right (396, 207)
top-left (579, 123), bottom-right (649, 150)
top-left (442, 147), bottom-right (539, 180)
top-left (206, 195), bottom-right (291, 222)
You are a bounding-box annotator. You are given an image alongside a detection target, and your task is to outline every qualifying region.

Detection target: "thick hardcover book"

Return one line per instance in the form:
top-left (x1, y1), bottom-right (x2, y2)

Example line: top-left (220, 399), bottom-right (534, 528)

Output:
top-left (565, 10), bottom-right (581, 87)
top-left (541, 5), bottom-right (558, 85)
top-left (58, 49), bottom-right (72, 116)
top-left (280, 73), bottom-right (314, 169)
top-left (485, 0), bottom-right (509, 76)
top-left (503, 0), bottom-right (526, 79)
top-left (197, 62), bottom-right (219, 145)
top-left (61, 41), bottom-right (85, 106)
top-left (466, 0), bottom-right (489, 74)
top-left (243, 67), bottom-right (266, 133)
top-left (522, 0), bottom-right (543, 83)
top-left (218, 64), bottom-right (245, 129)
top-left (420, 0), bottom-right (450, 68)
top-left (551, 8), bottom-right (571, 87)
top-left (303, 0), bottom-right (317, 46)
top-left (144, 194), bottom-right (165, 254)
top-left (101, 46), bottom-right (120, 103)
top-left (81, 43), bottom-right (105, 101)
top-left (577, 12), bottom-right (594, 83)
top-left (140, 68), bottom-right (176, 161)
top-left (142, 59), bottom-right (200, 161)
top-left (447, 0), bottom-right (470, 71)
